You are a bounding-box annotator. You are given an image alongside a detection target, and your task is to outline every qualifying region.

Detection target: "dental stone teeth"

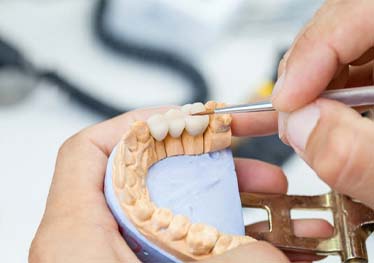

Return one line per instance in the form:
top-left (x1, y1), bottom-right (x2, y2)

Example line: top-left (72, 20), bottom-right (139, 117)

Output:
top-left (164, 109), bottom-right (185, 138)
top-left (120, 186), bottom-right (136, 205)
top-left (112, 101), bottom-right (242, 259)
top-left (186, 224), bottom-right (219, 255)
top-left (151, 208), bottom-right (173, 231)
top-left (168, 215), bottom-right (191, 241)
top-left (133, 199), bottom-right (155, 221)
top-left (147, 114), bottom-right (169, 141)
top-left (212, 235), bottom-right (233, 255)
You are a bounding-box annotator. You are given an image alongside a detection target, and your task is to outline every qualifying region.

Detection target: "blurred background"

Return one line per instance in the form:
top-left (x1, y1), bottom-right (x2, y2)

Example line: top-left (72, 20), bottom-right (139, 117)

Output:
top-left (0, 1), bottom-right (372, 262)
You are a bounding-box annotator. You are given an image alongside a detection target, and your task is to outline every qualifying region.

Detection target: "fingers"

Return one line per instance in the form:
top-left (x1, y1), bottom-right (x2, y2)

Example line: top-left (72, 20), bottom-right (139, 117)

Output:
top-left (248, 219), bottom-right (333, 239)
top-left (279, 98), bottom-right (374, 209)
top-left (248, 219), bottom-right (333, 262)
top-left (235, 158), bottom-right (288, 194)
top-left (55, 107), bottom-right (171, 184)
top-left (201, 241), bottom-right (290, 263)
top-left (231, 111), bottom-right (278, 137)
top-left (46, 107), bottom-right (172, 219)
top-left (272, 0), bottom-right (374, 112)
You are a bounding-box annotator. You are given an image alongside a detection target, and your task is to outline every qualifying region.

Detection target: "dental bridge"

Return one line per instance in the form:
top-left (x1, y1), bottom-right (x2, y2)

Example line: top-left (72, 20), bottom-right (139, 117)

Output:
top-left (108, 101), bottom-right (374, 263)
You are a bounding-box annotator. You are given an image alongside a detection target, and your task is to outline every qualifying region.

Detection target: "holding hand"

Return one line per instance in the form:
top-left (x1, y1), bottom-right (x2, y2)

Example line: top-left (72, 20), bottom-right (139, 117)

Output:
top-left (272, 0), bottom-right (374, 209)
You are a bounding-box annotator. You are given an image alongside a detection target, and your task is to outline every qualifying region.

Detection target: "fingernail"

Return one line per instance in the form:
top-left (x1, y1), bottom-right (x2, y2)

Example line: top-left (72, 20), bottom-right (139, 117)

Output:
top-left (278, 112), bottom-right (289, 143)
top-left (286, 103), bottom-right (320, 152)
top-left (272, 72), bottom-right (285, 99)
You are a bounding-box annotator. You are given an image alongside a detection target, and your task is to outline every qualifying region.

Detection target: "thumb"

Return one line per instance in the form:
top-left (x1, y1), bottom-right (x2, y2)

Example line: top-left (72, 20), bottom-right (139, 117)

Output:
top-left (279, 99), bottom-right (374, 208)
top-left (200, 241), bottom-right (289, 263)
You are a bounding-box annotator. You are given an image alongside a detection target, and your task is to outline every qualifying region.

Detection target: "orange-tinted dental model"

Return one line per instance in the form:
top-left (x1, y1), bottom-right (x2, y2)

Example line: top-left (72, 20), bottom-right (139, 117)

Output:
top-left (112, 101), bottom-right (255, 261)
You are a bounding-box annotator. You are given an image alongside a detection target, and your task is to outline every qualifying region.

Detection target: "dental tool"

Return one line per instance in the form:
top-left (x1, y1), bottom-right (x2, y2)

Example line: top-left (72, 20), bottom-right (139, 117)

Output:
top-left (193, 85), bottom-right (374, 115)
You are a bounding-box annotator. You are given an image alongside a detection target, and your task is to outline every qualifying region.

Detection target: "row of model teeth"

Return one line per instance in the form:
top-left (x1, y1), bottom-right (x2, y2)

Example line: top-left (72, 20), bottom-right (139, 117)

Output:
top-left (120, 192), bottom-right (254, 256)
top-left (113, 102), bottom-right (252, 258)
top-left (118, 165), bottom-right (255, 256)
top-left (146, 102), bottom-right (209, 141)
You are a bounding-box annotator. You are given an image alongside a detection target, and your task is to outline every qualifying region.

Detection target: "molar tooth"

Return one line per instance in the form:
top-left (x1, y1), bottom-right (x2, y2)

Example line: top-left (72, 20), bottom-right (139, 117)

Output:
top-left (238, 235), bottom-right (256, 245)
top-left (212, 235), bottom-right (254, 255)
top-left (125, 168), bottom-right (137, 187)
top-left (189, 102), bottom-right (206, 114)
top-left (185, 115), bottom-right (209, 136)
top-left (181, 104), bottom-right (192, 115)
top-left (147, 114), bottom-right (169, 141)
top-left (186, 223), bottom-right (219, 255)
top-left (133, 199), bottom-right (155, 221)
top-left (151, 208), bottom-right (173, 231)
top-left (222, 235), bottom-right (255, 251)
top-left (168, 215), bottom-right (190, 240)
top-left (164, 109), bottom-right (185, 138)
top-left (119, 186), bottom-right (136, 206)
top-left (184, 102), bottom-right (209, 136)
top-left (212, 235), bottom-right (233, 255)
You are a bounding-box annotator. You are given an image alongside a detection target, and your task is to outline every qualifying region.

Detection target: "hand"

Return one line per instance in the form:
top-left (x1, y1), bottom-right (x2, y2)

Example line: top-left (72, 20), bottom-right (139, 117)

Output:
top-left (271, 0), bottom-right (374, 209)
top-left (29, 108), bottom-right (331, 263)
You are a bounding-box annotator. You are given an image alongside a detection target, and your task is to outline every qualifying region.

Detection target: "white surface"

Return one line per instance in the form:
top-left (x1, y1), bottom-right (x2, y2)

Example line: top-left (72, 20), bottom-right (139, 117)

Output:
top-left (0, 1), bottom-right (372, 263)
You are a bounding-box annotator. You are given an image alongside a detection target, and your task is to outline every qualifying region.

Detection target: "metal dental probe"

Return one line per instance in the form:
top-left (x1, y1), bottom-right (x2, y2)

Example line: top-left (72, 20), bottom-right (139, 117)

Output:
top-left (193, 85), bottom-right (374, 115)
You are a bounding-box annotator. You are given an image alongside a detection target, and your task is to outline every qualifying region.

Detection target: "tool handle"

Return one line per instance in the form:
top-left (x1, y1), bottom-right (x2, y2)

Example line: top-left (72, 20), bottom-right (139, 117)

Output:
top-left (321, 86), bottom-right (374, 107)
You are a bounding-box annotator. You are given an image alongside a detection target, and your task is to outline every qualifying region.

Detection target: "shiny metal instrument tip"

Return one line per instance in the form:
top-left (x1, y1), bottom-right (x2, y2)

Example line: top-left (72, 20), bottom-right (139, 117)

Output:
top-left (192, 85), bottom-right (374, 116)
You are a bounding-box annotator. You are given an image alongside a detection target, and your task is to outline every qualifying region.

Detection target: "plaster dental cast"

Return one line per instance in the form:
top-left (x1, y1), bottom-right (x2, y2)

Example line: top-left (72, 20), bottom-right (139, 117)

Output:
top-left (30, 0), bottom-right (374, 262)
top-left (106, 102), bottom-right (253, 262)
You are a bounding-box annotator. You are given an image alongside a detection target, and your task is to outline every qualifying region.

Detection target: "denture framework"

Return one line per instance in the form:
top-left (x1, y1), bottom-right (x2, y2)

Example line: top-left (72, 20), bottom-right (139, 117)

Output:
top-left (112, 101), bottom-right (255, 261)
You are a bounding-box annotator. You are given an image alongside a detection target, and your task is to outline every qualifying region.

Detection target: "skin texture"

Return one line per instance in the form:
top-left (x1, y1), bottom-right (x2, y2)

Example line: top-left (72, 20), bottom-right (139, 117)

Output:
top-left (272, 0), bottom-right (374, 210)
top-left (29, 107), bottom-right (332, 263)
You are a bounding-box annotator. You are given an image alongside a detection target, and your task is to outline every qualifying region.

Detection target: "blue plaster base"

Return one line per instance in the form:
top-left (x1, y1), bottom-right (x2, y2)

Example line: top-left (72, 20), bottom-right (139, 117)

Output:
top-left (105, 146), bottom-right (243, 262)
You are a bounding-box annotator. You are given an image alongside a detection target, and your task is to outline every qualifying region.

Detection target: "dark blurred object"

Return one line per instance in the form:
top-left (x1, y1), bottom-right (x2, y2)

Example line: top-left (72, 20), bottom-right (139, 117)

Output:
top-left (93, 0), bottom-right (209, 107)
top-left (0, 38), bottom-right (37, 105)
top-left (0, 0), bottom-right (211, 117)
top-left (0, 36), bottom-right (125, 116)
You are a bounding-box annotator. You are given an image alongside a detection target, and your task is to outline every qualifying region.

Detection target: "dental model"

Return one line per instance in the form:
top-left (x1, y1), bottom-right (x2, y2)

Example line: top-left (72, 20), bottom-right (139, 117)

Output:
top-left (105, 102), bottom-right (255, 262)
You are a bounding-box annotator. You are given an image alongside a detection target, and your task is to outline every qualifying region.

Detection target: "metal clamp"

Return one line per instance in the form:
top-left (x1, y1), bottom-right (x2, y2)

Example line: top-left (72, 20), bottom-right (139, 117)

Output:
top-left (241, 191), bottom-right (374, 263)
